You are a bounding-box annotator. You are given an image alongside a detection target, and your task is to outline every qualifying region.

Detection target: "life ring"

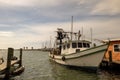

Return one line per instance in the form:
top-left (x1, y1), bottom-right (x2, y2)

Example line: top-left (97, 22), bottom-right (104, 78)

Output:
top-left (62, 56), bottom-right (66, 61)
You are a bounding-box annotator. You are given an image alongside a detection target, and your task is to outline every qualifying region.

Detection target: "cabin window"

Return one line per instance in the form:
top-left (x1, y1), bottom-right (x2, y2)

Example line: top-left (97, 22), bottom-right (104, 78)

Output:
top-left (82, 43), bottom-right (90, 48)
top-left (72, 43), bottom-right (77, 48)
top-left (83, 43), bottom-right (87, 47)
top-left (114, 44), bottom-right (120, 52)
top-left (67, 44), bottom-right (70, 49)
top-left (78, 43), bottom-right (82, 48)
top-left (86, 43), bottom-right (90, 48)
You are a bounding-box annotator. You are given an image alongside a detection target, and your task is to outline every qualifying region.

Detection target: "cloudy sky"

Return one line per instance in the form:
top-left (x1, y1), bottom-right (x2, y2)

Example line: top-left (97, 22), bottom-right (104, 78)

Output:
top-left (0, 0), bottom-right (120, 49)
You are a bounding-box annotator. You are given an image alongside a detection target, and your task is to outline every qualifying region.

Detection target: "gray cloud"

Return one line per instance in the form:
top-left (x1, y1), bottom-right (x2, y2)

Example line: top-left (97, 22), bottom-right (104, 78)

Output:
top-left (0, 0), bottom-right (120, 48)
top-left (91, 0), bottom-right (120, 15)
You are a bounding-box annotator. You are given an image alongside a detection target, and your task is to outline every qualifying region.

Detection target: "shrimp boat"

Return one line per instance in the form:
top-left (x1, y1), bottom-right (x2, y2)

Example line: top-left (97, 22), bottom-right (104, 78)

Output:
top-left (49, 28), bottom-right (110, 71)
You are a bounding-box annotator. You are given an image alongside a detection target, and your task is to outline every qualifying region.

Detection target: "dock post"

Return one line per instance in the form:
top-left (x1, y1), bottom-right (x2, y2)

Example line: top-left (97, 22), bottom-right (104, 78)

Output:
top-left (108, 51), bottom-right (113, 71)
top-left (19, 48), bottom-right (23, 67)
top-left (108, 50), bottom-right (113, 70)
top-left (109, 51), bottom-right (112, 63)
top-left (4, 48), bottom-right (14, 80)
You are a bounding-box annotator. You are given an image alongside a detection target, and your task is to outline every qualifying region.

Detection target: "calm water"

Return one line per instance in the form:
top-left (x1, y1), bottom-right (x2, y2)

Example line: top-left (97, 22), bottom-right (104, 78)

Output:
top-left (0, 50), bottom-right (120, 80)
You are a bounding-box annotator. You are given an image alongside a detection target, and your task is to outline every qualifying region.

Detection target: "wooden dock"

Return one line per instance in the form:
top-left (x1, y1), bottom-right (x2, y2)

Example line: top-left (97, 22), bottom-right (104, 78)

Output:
top-left (0, 48), bottom-right (24, 79)
top-left (0, 60), bottom-right (20, 74)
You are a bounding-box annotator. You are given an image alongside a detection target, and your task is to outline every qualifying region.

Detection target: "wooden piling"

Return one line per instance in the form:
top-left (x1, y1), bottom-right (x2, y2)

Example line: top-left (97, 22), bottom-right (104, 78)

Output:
top-left (108, 50), bottom-right (113, 70)
top-left (19, 48), bottom-right (23, 67)
top-left (109, 51), bottom-right (112, 63)
top-left (4, 48), bottom-right (14, 80)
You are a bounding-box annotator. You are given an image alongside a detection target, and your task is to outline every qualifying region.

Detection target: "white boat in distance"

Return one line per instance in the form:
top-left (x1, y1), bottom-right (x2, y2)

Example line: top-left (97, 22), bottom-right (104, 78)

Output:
top-left (49, 28), bottom-right (109, 71)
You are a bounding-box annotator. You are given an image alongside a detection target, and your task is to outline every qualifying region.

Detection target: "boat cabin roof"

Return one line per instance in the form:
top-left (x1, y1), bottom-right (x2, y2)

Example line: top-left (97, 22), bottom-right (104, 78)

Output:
top-left (62, 40), bottom-right (91, 44)
top-left (74, 40), bottom-right (91, 43)
top-left (103, 39), bottom-right (120, 43)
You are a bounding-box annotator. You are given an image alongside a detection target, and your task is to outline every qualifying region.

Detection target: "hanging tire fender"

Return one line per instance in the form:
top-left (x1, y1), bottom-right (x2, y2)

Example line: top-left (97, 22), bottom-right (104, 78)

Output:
top-left (62, 56), bottom-right (66, 61)
top-left (52, 55), bottom-right (54, 59)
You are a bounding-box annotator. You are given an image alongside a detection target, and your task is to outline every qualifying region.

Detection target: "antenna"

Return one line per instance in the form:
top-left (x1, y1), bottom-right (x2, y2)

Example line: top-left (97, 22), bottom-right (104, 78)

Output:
top-left (90, 28), bottom-right (93, 44)
top-left (81, 27), bottom-right (83, 40)
top-left (71, 16), bottom-right (73, 41)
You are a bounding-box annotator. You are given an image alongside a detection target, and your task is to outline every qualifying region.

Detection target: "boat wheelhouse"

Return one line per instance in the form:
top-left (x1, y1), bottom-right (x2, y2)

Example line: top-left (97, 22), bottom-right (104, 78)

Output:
top-left (61, 40), bottom-right (91, 55)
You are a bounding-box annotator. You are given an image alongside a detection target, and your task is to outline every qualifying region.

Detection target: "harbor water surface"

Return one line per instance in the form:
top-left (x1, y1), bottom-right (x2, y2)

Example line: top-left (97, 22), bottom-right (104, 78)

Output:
top-left (1, 50), bottom-right (120, 80)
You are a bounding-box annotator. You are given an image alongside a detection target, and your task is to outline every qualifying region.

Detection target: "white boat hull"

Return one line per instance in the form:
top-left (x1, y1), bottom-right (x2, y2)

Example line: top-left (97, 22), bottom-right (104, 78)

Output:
top-left (49, 44), bottom-right (108, 70)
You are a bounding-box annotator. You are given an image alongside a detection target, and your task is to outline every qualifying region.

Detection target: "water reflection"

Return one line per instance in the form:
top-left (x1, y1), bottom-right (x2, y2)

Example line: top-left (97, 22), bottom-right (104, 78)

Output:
top-left (50, 60), bottom-right (120, 80)
top-left (50, 60), bottom-right (98, 80)
top-left (98, 70), bottom-right (120, 80)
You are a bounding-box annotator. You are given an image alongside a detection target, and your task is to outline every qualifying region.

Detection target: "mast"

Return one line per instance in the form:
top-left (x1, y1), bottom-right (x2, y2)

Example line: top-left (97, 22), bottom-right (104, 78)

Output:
top-left (81, 27), bottom-right (83, 40)
top-left (71, 16), bottom-right (73, 41)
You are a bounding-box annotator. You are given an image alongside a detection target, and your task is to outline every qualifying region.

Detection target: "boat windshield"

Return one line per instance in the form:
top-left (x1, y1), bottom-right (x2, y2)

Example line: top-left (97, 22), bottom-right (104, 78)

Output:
top-left (72, 43), bottom-right (77, 48)
top-left (72, 42), bottom-right (90, 48)
top-left (81, 42), bottom-right (90, 48)
top-left (63, 42), bottom-right (90, 50)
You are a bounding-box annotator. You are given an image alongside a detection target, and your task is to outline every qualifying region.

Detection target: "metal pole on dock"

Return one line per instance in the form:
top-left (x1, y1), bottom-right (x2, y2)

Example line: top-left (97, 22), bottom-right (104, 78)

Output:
top-left (4, 48), bottom-right (14, 80)
top-left (19, 48), bottom-right (23, 67)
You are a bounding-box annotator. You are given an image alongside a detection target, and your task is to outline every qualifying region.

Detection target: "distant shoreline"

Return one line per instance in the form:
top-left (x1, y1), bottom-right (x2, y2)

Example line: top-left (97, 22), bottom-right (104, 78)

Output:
top-left (0, 48), bottom-right (51, 52)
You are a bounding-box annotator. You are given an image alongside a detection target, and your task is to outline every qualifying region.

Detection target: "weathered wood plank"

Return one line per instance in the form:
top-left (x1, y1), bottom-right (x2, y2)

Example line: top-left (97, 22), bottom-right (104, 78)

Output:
top-left (0, 60), bottom-right (19, 71)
